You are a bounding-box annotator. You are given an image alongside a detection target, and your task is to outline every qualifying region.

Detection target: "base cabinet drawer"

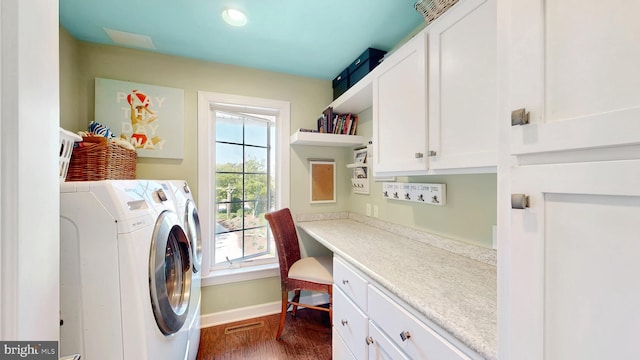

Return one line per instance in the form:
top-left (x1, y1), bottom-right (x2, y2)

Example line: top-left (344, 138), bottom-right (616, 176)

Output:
top-left (368, 321), bottom-right (410, 360)
top-left (333, 328), bottom-right (357, 360)
top-left (334, 287), bottom-right (369, 360)
top-left (334, 256), bottom-right (369, 310)
top-left (368, 285), bottom-right (471, 360)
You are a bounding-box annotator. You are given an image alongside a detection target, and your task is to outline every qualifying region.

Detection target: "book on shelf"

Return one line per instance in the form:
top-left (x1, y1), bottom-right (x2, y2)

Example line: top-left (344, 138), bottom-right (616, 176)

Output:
top-left (298, 128), bottom-right (319, 133)
top-left (350, 115), bottom-right (358, 135)
top-left (323, 107), bottom-right (334, 133)
top-left (317, 114), bottom-right (329, 133)
top-left (313, 110), bottom-right (359, 136)
top-left (333, 114), bottom-right (341, 134)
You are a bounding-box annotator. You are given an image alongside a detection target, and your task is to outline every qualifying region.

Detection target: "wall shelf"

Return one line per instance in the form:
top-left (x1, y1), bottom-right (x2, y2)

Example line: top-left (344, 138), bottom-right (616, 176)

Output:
top-left (329, 76), bottom-right (373, 114)
top-left (290, 131), bottom-right (364, 147)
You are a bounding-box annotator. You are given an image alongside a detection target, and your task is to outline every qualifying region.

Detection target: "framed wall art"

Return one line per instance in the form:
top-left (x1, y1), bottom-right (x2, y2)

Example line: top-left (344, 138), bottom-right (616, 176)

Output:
top-left (94, 77), bottom-right (184, 159)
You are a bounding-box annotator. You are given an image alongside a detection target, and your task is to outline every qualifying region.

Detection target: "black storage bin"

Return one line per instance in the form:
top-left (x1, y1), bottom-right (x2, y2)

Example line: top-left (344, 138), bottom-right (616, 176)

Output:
top-left (332, 68), bottom-right (349, 100)
top-left (348, 48), bottom-right (387, 88)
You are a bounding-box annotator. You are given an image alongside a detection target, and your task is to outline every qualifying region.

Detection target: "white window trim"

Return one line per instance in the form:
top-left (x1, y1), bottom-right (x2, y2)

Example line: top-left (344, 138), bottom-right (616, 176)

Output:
top-left (197, 91), bottom-right (290, 284)
top-left (201, 262), bottom-right (280, 286)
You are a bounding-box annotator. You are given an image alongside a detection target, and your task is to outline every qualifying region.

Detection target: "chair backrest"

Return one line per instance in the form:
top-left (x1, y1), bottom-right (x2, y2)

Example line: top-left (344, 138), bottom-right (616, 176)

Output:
top-left (265, 208), bottom-right (301, 288)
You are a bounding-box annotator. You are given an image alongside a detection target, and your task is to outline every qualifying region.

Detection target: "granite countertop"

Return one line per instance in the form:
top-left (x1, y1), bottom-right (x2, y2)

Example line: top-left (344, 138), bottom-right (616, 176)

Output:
top-left (296, 213), bottom-right (496, 360)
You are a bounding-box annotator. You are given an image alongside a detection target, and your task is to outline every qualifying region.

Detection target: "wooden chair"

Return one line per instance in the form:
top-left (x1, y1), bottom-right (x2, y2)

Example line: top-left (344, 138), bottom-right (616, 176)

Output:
top-left (264, 208), bottom-right (333, 340)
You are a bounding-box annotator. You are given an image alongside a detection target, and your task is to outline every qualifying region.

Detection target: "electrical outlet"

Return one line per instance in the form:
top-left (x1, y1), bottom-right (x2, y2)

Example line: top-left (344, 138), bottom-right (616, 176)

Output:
top-left (366, 203), bottom-right (372, 216)
top-left (373, 205), bottom-right (379, 218)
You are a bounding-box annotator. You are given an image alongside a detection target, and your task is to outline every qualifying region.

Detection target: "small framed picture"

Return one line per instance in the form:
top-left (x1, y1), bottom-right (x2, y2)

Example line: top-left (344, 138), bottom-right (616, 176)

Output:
top-left (309, 160), bottom-right (336, 203)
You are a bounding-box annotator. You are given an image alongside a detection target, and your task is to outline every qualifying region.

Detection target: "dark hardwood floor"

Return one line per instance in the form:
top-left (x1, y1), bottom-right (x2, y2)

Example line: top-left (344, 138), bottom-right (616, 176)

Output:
top-left (196, 308), bottom-right (332, 360)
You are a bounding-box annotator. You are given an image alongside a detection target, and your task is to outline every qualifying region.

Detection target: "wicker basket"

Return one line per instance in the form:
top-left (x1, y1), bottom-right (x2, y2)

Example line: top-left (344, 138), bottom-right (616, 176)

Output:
top-left (66, 136), bottom-right (137, 181)
top-left (414, 0), bottom-right (459, 24)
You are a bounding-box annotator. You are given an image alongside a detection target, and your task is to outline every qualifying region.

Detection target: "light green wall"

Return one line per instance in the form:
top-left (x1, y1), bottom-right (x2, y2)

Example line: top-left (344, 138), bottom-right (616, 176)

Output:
top-left (59, 26), bottom-right (338, 314)
top-left (200, 277), bottom-right (282, 315)
top-left (347, 108), bottom-right (497, 248)
top-left (60, 28), bottom-right (81, 131)
top-left (59, 26), bottom-right (496, 317)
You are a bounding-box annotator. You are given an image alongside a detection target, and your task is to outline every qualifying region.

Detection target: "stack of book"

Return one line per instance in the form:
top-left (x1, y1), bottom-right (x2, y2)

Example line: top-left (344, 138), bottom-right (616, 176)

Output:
top-left (315, 107), bottom-right (359, 135)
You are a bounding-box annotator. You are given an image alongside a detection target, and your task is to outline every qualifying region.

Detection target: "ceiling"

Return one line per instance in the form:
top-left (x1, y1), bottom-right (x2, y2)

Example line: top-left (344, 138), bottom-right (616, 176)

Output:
top-left (59, 0), bottom-right (426, 80)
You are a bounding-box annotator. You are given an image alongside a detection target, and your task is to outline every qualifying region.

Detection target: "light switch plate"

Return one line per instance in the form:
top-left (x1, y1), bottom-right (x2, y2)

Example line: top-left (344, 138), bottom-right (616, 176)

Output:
top-left (382, 182), bottom-right (446, 206)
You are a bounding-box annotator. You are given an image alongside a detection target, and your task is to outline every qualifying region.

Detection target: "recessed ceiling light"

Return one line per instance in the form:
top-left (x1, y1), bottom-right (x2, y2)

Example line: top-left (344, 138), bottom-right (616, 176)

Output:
top-left (222, 8), bottom-right (247, 27)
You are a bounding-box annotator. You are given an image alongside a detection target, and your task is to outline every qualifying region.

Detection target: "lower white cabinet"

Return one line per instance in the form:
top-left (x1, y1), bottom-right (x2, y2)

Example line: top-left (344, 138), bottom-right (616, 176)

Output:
top-left (333, 256), bottom-right (477, 360)
top-left (334, 287), bottom-right (369, 360)
top-left (334, 256), bottom-right (368, 310)
top-left (368, 321), bottom-right (410, 360)
top-left (332, 328), bottom-right (357, 360)
top-left (368, 285), bottom-right (471, 360)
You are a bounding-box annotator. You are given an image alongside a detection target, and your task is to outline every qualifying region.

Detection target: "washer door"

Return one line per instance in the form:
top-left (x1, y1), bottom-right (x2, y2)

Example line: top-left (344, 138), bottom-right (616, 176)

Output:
top-left (149, 210), bottom-right (192, 336)
top-left (184, 199), bottom-right (202, 273)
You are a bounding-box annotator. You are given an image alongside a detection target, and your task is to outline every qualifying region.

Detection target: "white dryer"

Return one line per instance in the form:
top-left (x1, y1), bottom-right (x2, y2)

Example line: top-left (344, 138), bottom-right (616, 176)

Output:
top-left (166, 180), bottom-right (202, 360)
top-left (60, 180), bottom-right (192, 360)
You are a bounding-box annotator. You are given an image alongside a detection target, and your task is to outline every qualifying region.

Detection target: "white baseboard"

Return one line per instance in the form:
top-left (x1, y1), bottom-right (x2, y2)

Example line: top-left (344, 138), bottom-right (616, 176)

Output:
top-left (200, 292), bottom-right (330, 328)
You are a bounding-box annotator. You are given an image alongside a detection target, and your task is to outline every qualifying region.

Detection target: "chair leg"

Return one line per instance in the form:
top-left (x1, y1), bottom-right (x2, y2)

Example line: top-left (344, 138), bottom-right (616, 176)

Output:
top-left (328, 285), bottom-right (333, 325)
top-left (276, 289), bottom-right (288, 340)
top-left (291, 290), bottom-right (301, 317)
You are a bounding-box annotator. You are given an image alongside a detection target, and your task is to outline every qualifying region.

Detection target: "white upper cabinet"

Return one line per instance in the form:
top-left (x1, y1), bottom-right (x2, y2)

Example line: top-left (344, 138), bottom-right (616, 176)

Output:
top-left (509, 0), bottom-right (640, 158)
top-left (372, 30), bottom-right (429, 176)
top-left (372, 0), bottom-right (499, 177)
top-left (428, 0), bottom-right (497, 172)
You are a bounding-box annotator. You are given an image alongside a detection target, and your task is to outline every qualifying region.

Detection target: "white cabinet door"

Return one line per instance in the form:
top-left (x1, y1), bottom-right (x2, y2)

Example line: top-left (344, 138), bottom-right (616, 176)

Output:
top-left (372, 30), bottom-right (429, 176)
top-left (428, 0), bottom-right (497, 172)
top-left (509, 0), bottom-right (640, 157)
top-left (504, 2), bottom-right (640, 357)
top-left (507, 160), bottom-right (640, 359)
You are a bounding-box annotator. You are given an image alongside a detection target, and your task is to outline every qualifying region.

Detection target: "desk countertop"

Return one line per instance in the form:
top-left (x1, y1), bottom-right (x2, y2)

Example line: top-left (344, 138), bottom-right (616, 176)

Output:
top-left (297, 214), bottom-right (496, 360)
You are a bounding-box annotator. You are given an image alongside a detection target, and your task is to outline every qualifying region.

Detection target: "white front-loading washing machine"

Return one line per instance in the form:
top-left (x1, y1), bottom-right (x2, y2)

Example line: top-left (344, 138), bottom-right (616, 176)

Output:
top-left (166, 180), bottom-right (201, 360)
top-left (60, 180), bottom-right (192, 360)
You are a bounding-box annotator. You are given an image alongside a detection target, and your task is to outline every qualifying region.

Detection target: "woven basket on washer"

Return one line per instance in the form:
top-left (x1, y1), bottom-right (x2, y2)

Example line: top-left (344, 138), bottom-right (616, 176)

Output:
top-left (414, 0), bottom-right (459, 24)
top-left (66, 136), bottom-right (136, 181)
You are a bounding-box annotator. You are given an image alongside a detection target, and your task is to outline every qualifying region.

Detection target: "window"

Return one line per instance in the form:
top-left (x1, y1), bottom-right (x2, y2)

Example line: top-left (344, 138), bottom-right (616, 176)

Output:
top-left (197, 92), bottom-right (290, 281)
top-left (214, 111), bottom-right (274, 265)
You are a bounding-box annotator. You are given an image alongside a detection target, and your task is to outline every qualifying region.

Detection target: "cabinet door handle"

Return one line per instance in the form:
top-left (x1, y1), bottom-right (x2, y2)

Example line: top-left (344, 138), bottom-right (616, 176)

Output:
top-left (341, 319), bottom-right (348, 326)
top-left (415, 152), bottom-right (424, 158)
top-left (400, 330), bottom-right (411, 341)
top-left (428, 150), bottom-right (437, 156)
top-left (511, 194), bottom-right (529, 209)
top-left (342, 279), bottom-right (349, 285)
top-left (366, 336), bottom-right (374, 345)
top-left (511, 108), bottom-right (529, 126)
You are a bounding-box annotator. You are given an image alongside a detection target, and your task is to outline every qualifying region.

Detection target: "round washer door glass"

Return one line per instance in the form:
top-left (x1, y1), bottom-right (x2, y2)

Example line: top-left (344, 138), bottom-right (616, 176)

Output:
top-left (184, 199), bottom-right (202, 273)
top-left (149, 210), bottom-right (192, 336)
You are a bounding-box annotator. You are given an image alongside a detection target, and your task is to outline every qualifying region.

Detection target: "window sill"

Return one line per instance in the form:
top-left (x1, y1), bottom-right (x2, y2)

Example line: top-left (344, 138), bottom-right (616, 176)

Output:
top-left (201, 262), bottom-right (280, 287)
